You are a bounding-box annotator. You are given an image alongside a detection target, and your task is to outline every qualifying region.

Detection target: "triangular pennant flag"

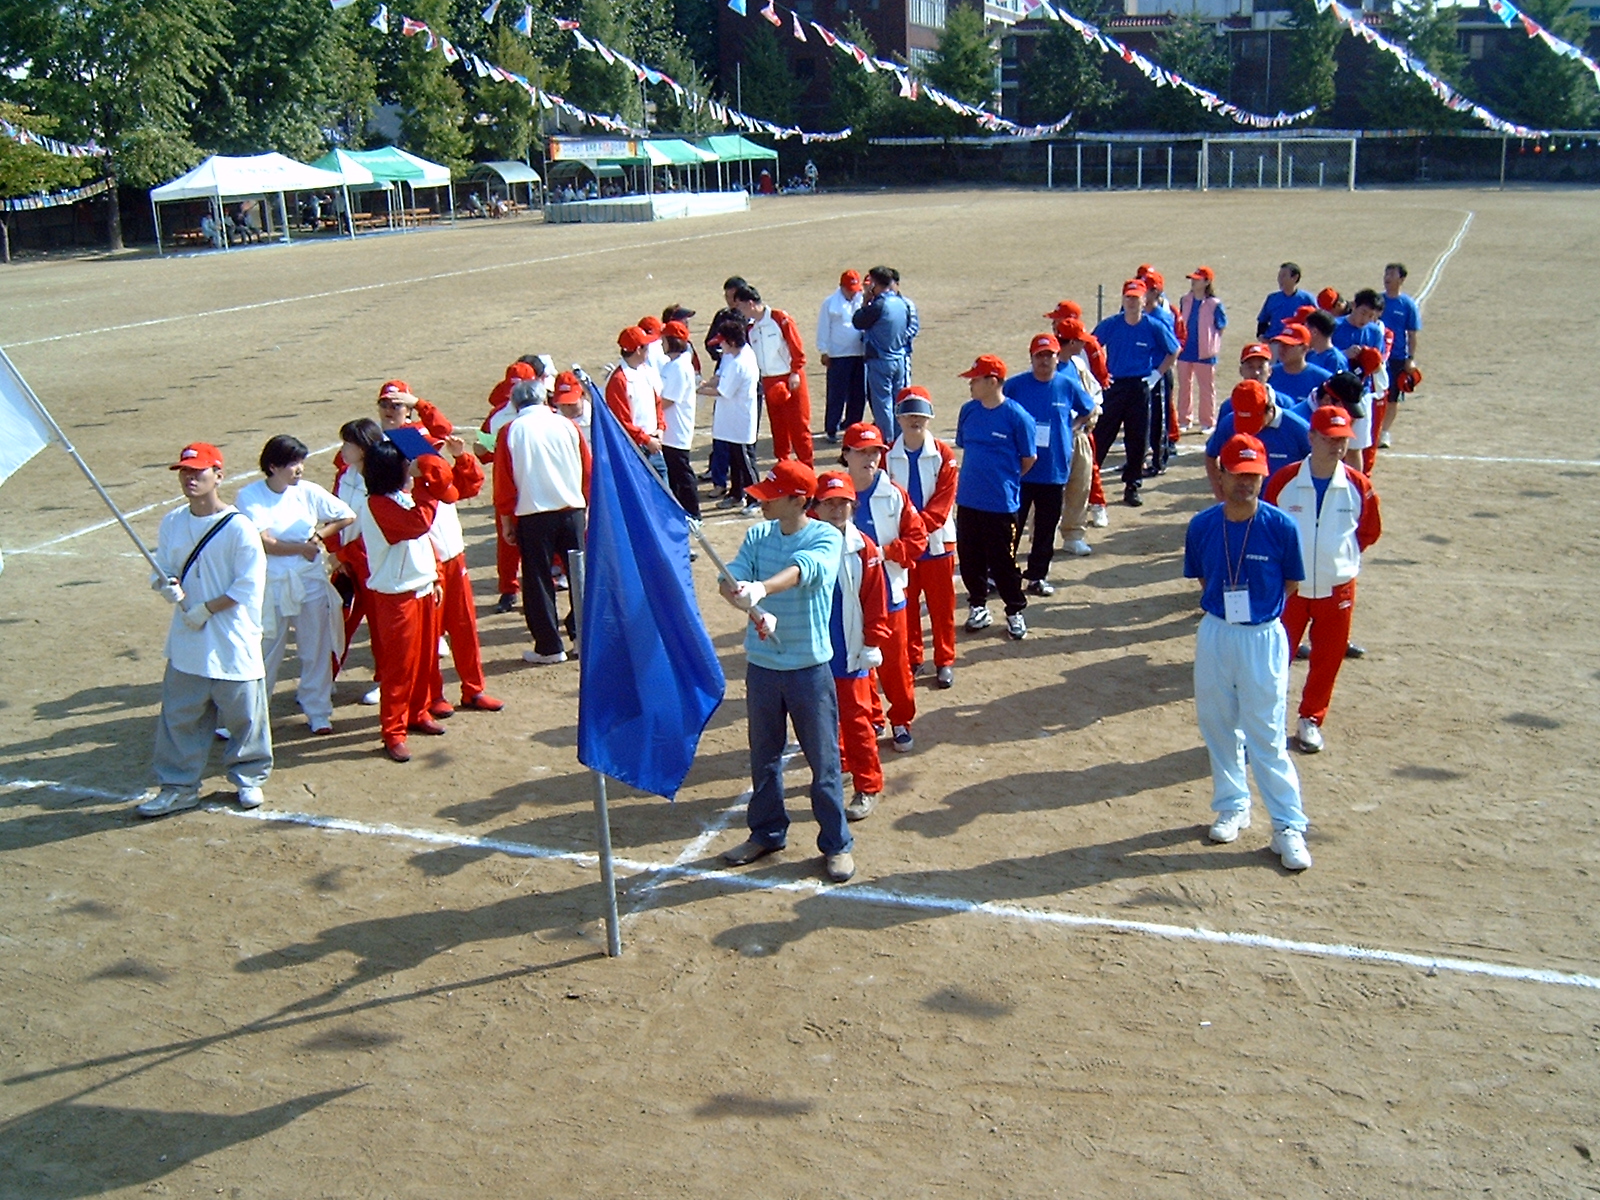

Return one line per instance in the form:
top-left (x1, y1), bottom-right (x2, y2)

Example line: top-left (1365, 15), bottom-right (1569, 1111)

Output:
top-left (573, 29), bottom-right (595, 50)
top-left (482, 0), bottom-right (502, 22)
top-left (792, 12), bottom-right (807, 40)
top-left (370, 3), bottom-right (389, 32)
top-left (402, 16), bottom-right (429, 36)
top-left (596, 41), bottom-right (616, 64)
top-left (812, 21), bottom-right (837, 46)
top-left (513, 4), bottom-right (532, 35)
top-left (760, 0), bottom-right (782, 25)
top-left (440, 38), bottom-right (458, 62)
top-left (728, 0), bottom-right (746, 14)
top-left (330, 0), bottom-right (357, 8)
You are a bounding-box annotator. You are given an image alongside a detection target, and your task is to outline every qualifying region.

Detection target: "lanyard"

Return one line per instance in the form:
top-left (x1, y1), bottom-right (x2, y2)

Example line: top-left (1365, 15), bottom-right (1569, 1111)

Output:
top-left (1224, 512), bottom-right (1256, 591)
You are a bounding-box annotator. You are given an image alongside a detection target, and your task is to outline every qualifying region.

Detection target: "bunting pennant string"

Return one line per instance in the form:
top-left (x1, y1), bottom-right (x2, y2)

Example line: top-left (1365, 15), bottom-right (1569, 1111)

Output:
top-left (0, 177), bottom-right (114, 211)
top-left (1482, 0), bottom-right (1600, 92)
top-left (0, 116), bottom-right (103, 159)
top-left (1322, 0), bottom-right (1548, 136)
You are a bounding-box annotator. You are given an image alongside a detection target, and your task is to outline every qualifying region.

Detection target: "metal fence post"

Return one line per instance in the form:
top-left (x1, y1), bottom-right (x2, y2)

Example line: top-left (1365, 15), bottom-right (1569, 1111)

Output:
top-left (1106, 143), bottom-right (1112, 190)
top-left (1499, 135), bottom-right (1507, 189)
top-left (1276, 140), bottom-right (1283, 188)
top-left (1076, 141), bottom-right (1083, 190)
top-left (1229, 148), bottom-right (1235, 188)
top-left (1047, 142), bottom-right (1054, 190)
top-left (1200, 139), bottom-right (1209, 191)
top-left (1136, 145), bottom-right (1143, 190)
top-left (1349, 137), bottom-right (1358, 191)
top-left (1288, 153), bottom-right (1294, 187)
top-left (1166, 145), bottom-right (1173, 189)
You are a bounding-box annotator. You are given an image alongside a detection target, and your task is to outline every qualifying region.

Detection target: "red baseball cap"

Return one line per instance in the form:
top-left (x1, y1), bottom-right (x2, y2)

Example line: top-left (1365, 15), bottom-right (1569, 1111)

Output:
top-left (618, 325), bottom-right (651, 354)
top-left (637, 315), bottom-right (663, 340)
top-left (1053, 318), bottom-right (1091, 345)
top-left (1316, 287), bottom-right (1342, 311)
top-left (1187, 266), bottom-right (1214, 282)
top-left (744, 460), bottom-right (818, 502)
top-left (1144, 270), bottom-right (1166, 293)
top-left (1044, 300), bottom-right (1082, 322)
top-left (1293, 305), bottom-right (1319, 323)
top-left (378, 379), bottom-right (413, 401)
top-left (1271, 323), bottom-right (1311, 347)
top-left (1230, 380), bottom-right (1269, 435)
top-left (959, 354), bottom-right (1008, 381)
top-left (1029, 333), bottom-right (1061, 356)
top-left (1352, 345), bottom-right (1384, 375)
top-left (814, 469), bottom-right (858, 502)
top-left (662, 320), bottom-right (690, 341)
top-left (1310, 405), bottom-right (1354, 437)
top-left (1122, 279), bottom-right (1148, 298)
top-left (505, 361), bottom-right (536, 381)
top-left (169, 442), bottom-right (223, 471)
top-left (1239, 342), bottom-right (1272, 362)
top-left (1220, 432), bottom-right (1270, 476)
top-left (551, 371), bottom-right (584, 405)
top-left (896, 386), bottom-right (934, 417)
top-left (842, 422), bottom-right (887, 454)
top-left (840, 269), bottom-right (862, 293)
top-left (1136, 263), bottom-right (1155, 278)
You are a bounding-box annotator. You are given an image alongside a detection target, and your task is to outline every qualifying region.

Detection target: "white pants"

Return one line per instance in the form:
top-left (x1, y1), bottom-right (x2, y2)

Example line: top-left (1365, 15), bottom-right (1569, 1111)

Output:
top-left (1194, 613), bottom-right (1305, 832)
top-left (263, 580), bottom-right (338, 726)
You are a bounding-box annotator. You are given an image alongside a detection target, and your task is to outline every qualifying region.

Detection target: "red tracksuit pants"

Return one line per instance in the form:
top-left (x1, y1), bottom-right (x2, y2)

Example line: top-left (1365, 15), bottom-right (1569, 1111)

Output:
top-left (368, 589), bottom-right (436, 746)
top-left (338, 575), bottom-right (370, 674)
top-left (1281, 580), bottom-right (1356, 726)
top-left (836, 674), bottom-right (884, 796)
top-left (1088, 461), bottom-right (1107, 507)
top-left (868, 607), bottom-right (916, 729)
top-left (1363, 396), bottom-right (1387, 475)
top-left (761, 374), bottom-right (814, 466)
top-left (903, 554), bottom-right (957, 670)
top-left (496, 530), bottom-right (520, 596)
top-left (430, 553), bottom-right (487, 705)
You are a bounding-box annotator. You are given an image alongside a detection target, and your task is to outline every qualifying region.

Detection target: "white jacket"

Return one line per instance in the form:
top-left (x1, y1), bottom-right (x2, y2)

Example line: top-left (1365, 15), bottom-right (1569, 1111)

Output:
top-left (886, 436), bottom-right (957, 556)
top-left (359, 493), bottom-right (438, 597)
top-left (1269, 460), bottom-right (1368, 598)
top-left (835, 522), bottom-right (881, 673)
top-left (816, 287), bottom-right (865, 358)
top-left (856, 472), bottom-right (911, 607)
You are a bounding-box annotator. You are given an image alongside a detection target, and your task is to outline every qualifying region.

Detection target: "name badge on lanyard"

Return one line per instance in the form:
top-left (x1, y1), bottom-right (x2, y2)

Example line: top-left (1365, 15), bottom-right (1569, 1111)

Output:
top-left (1223, 586), bottom-right (1252, 625)
top-left (1222, 513), bottom-right (1257, 625)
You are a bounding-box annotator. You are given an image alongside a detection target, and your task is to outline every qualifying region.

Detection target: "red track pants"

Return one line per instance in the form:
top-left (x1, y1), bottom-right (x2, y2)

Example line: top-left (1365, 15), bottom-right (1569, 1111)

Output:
top-left (1363, 396), bottom-right (1387, 475)
top-left (338, 575), bottom-right (370, 675)
top-left (904, 554), bottom-right (957, 670)
top-left (430, 553), bottom-right (488, 704)
top-left (836, 674), bottom-right (884, 796)
top-left (869, 607), bottom-right (916, 730)
top-left (496, 531), bottom-right (520, 596)
top-left (761, 374), bottom-right (814, 466)
top-left (1088, 461), bottom-right (1107, 507)
top-left (1281, 580), bottom-right (1356, 726)
top-left (368, 589), bottom-right (435, 746)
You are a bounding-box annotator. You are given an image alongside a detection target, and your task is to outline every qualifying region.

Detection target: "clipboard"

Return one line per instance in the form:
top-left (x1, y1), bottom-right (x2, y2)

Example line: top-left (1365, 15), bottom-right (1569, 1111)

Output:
top-left (384, 426), bottom-right (441, 459)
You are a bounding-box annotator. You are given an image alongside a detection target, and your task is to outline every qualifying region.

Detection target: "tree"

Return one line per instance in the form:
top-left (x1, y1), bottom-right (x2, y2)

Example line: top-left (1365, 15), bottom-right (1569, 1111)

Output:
top-left (924, 6), bottom-right (999, 108)
top-left (1283, 0), bottom-right (1341, 119)
top-left (0, 0), bottom-right (230, 249)
top-left (1359, 1), bottom-right (1470, 131)
top-left (1475, 0), bottom-right (1599, 130)
top-left (390, 0), bottom-right (472, 171)
top-left (651, 44), bottom-right (720, 135)
top-left (564, 0), bottom-right (644, 125)
top-left (737, 24), bottom-right (801, 125)
top-left (463, 26), bottom-right (546, 163)
top-left (1148, 16), bottom-right (1231, 132)
top-left (819, 18), bottom-right (896, 171)
top-left (0, 103), bottom-right (98, 262)
top-left (1018, 22), bottom-right (1119, 128)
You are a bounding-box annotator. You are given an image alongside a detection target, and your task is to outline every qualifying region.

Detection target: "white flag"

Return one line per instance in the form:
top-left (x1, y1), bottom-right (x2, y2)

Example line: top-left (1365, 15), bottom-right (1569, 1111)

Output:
top-left (0, 349), bottom-right (57, 489)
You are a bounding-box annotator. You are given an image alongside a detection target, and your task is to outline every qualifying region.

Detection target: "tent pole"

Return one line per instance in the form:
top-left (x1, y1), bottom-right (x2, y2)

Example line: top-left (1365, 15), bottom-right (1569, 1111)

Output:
top-left (448, 182), bottom-right (456, 226)
top-left (343, 185), bottom-right (356, 240)
top-left (567, 547), bottom-right (622, 959)
top-left (151, 197), bottom-right (164, 258)
top-left (279, 192), bottom-right (291, 244)
top-left (217, 189), bottom-right (229, 252)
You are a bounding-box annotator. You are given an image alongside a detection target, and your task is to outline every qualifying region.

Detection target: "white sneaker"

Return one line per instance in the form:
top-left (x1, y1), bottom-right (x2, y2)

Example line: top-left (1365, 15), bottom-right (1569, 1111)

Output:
top-left (891, 725), bottom-right (914, 752)
top-left (1271, 827), bottom-right (1313, 871)
top-left (438, 636), bottom-right (451, 658)
top-left (237, 785), bottom-right (264, 810)
top-left (361, 686), bottom-right (381, 706)
top-left (965, 605), bottom-right (992, 631)
top-left (522, 649), bottom-right (568, 665)
top-left (1062, 538), bottom-right (1092, 557)
top-left (1006, 612), bottom-right (1027, 640)
top-left (136, 785), bottom-right (200, 818)
top-left (1296, 716), bottom-right (1324, 753)
top-left (1378, 431), bottom-right (1392, 448)
top-left (1208, 809), bottom-right (1250, 843)
top-left (1088, 505), bottom-right (1108, 528)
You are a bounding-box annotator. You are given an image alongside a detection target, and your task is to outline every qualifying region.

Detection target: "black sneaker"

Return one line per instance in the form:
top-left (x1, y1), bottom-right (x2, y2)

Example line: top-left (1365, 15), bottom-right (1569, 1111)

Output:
top-left (493, 593), bottom-right (517, 614)
top-left (1123, 490), bottom-right (1143, 508)
top-left (1025, 579), bottom-right (1055, 597)
top-left (1345, 643), bottom-right (1367, 659)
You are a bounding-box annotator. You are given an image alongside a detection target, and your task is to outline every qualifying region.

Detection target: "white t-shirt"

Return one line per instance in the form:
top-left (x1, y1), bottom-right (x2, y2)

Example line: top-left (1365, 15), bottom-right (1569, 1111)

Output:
top-left (154, 506), bottom-right (267, 681)
top-left (711, 345), bottom-right (760, 445)
top-left (235, 479), bottom-right (354, 582)
top-left (644, 340), bottom-right (667, 395)
top-left (660, 353), bottom-right (697, 451)
top-left (336, 467), bottom-right (367, 546)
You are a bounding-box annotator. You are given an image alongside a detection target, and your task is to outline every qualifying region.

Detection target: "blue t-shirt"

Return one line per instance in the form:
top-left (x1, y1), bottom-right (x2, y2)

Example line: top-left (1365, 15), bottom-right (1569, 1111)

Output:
top-left (1381, 292), bottom-right (1421, 360)
top-left (727, 517), bottom-right (842, 671)
top-left (1257, 288), bottom-right (1316, 339)
top-left (1184, 502), bottom-right (1305, 625)
top-left (1310, 472), bottom-right (1331, 517)
top-left (1179, 299), bottom-right (1228, 363)
top-left (1204, 408), bottom-right (1313, 479)
top-left (904, 445), bottom-right (925, 509)
top-left (851, 476), bottom-right (906, 614)
top-left (955, 398), bottom-right (1036, 514)
top-left (1003, 370), bottom-right (1091, 486)
top-left (1331, 316), bottom-right (1385, 354)
top-left (1307, 347), bottom-right (1349, 376)
top-left (1269, 362), bottom-right (1332, 403)
top-left (1092, 313), bottom-right (1180, 379)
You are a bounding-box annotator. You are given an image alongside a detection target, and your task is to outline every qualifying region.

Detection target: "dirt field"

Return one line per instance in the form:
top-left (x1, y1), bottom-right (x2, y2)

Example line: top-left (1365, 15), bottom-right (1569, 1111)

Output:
top-left (2, 185), bottom-right (1598, 1198)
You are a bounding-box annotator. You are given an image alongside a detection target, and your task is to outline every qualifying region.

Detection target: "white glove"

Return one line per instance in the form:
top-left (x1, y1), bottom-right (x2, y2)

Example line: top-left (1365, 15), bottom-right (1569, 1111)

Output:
top-left (180, 602), bottom-right (212, 631)
top-left (753, 611), bottom-right (778, 641)
top-left (860, 645), bottom-right (884, 670)
top-left (151, 574), bottom-right (185, 605)
top-left (731, 580), bottom-right (767, 612)
top-left (1145, 371), bottom-right (1163, 389)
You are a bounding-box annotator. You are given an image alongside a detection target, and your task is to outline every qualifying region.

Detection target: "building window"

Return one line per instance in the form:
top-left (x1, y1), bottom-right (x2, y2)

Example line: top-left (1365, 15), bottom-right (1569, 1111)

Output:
top-left (1469, 33), bottom-right (1485, 60)
top-left (911, 0), bottom-right (946, 29)
top-left (908, 46), bottom-right (938, 70)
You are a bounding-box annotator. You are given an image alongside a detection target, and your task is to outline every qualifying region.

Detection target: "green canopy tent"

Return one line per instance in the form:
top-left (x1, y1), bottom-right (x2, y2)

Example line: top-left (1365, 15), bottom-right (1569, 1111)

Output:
top-left (468, 161), bottom-right (543, 209)
top-left (333, 147), bottom-right (455, 227)
top-left (695, 135), bottom-right (777, 193)
top-left (310, 149), bottom-right (397, 232)
top-left (648, 139), bottom-right (718, 194)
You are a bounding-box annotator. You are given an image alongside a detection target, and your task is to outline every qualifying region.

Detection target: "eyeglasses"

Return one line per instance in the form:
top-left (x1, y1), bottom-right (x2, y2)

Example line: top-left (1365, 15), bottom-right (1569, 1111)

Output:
top-left (377, 400), bottom-right (409, 410)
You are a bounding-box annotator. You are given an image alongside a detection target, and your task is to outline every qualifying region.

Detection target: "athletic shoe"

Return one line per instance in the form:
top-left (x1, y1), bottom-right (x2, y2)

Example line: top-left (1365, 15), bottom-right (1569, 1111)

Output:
top-left (1296, 717), bottom-right (1324, 753)
top-left (965, 606), bottom-right (992, 631)
top-left (1378, 431), bottom-right (1392, 448)
top-left (825, 432), bottom-right (840, 444)
top-left (554, 572), bottom-right (569, 591)
top-left (237, 785), bottom-right (264, 810)
top-left (310, 723), bottom-right (334, 736)
top-left (911, 661), bottom-right (928, 678)
top-left (697, 469), bottom-right (715, 483)
top-left (1006, 613), bottom-right (1027, 640)
top-left (385, 740), bottom-right (411, 763)
top-left (361, 686), bottom-right (381, 706)
top-left (1025, 578), bottom-right (1055, 597)
top-left (429, 700), bottom-right (456, 719)
top-left (438, 637), bottom-right (451, 658)
top-left (1345, 643), bottom-right (1366, 660)
top-left (1062, 538), bottom-right (1092, 557)
top-left (1123, 490), bottom-right (1143, 508)
top-left (740, 503), bottom-right (763, 517)
top-left (1295, 643), bottom-right (1310, 661)
top-left (214, 728), bottom-right (230, 741)
top-left (892, 725), bottom-right (914, 753)
top-left (493, 593), bottom-right (518, 614)
top-left (935, 666), bottom-right (954, 689)
top-left (460, 692), bottom-right (505, 712)
top-left (845, 791), bottom-right (878, 821)
top-left (824, 851), bottom-right (856, 883)
top-left (522, 649), bottom-right (568, 665)
top-left (135, 785), bottom-right (200, 818)
top-left (1088, 505), bottom-right (1109, 528)
top-left (1208, 809), bottom-right (1250, 843)
top-left (1271, 828), bottom-right (1313, 871)
top-left (723, 838), bottom-right (780, 866)
top-left (408, 718), bottom-right (447, 737)
top-left (716, 494), bottom-right (741, 509)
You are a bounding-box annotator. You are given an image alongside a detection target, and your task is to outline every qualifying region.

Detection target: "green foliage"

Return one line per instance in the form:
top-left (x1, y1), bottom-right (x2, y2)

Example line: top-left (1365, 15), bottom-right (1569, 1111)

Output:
top-left (565, 0), bottom-right (643, 123)
top-left (737, 23), bottom-right (801, 126)
top-left (651, 44), bottom-right (720, 135)
top-left (924, 6), bottom-right (998, 108)
top-left (1017, 21), bottom-right (1119, 128)
top-left (1360, 1), bottom-right (1469, 131)
top-left (1148, 16), bottom-right (1231, 132)
top-left (826, 19), bottom-right (896, 140)
top-left (1475, 0), bottom-right (1598, 129)
top-left (0, 103), bottom-right (97, 199)
top-left (1283, 0), bottom-right (1341, 118)
top-left (391, 0), bottom-right (472, 170)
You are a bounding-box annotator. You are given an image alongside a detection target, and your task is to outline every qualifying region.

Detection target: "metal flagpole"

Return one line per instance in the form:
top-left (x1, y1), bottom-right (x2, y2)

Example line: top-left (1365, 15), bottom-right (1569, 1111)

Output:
top-left (567, 546), bottom-right (623, 959)
top-left (0, 348), bottom-right (163, 575)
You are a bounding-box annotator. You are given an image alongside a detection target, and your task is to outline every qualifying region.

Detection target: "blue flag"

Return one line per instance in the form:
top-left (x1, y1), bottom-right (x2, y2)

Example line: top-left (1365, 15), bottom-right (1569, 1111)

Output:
top-left (727, 0), bottom-right (747, 14)
top-left (577, 390), bottom-right (724, 800)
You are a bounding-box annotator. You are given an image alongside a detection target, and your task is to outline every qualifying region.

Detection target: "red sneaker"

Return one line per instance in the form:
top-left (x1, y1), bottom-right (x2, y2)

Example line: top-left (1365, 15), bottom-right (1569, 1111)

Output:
top-left (460, 693), bottom-right (504, 712)
top-left (428, 700), bottom-right (456, 719)
top-left (407, 718), bottom-right (447, 736)
top-left (385, 740), bottom-right (412, 763)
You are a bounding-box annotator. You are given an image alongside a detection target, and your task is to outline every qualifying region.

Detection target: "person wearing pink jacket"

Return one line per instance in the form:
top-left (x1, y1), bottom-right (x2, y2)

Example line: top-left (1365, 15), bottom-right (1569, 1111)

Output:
top-left (1177, 266), bottom-right (1229, 433)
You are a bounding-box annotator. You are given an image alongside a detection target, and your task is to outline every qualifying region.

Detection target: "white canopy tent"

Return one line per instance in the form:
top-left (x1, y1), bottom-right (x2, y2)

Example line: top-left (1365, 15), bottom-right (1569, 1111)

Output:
top-left (148, 153), bottom-right (355, 254)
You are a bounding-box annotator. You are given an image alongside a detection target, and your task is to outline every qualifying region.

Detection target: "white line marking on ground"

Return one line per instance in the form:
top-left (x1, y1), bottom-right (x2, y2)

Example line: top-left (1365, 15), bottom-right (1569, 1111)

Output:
top-left (0, 210), bottom-right (885, 351)
top-left (1383, 452), bottom-right (1599, 468)
top-left (1417, 211), bottom-right (1473, 309)
top-left (9, 775), bottom-right (1596, 991)
top-left (0, 778), bottom-right (134, 803)
top-left (4, 443), bottom-right (340, 555)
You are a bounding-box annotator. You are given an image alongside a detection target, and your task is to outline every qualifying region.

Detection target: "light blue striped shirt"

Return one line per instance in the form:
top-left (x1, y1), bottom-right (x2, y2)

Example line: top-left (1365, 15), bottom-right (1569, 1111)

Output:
top-left (728, 518), bottom-right (841, 670)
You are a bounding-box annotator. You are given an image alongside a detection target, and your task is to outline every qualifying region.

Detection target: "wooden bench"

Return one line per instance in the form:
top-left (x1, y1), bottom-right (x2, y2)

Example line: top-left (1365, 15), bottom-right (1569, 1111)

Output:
top-left (170, 229), bottom-right (210, 247)
top-left (351, 212), bottom-right (388, 232)
top-left (401, 208), bottom-right (439, 225)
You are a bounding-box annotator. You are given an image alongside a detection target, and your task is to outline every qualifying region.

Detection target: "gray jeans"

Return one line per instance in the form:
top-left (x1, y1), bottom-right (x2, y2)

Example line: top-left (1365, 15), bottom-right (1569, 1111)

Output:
top-left (153, 664), bottom-right (273, 790)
